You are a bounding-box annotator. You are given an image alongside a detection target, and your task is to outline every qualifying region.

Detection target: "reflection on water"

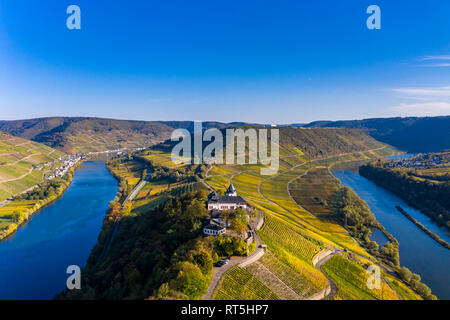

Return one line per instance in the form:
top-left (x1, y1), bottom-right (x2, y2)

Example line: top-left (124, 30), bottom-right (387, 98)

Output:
top-left (333, 169), bottom-right (450, 300)
top-left (0, 161), bottom-right (117, 300)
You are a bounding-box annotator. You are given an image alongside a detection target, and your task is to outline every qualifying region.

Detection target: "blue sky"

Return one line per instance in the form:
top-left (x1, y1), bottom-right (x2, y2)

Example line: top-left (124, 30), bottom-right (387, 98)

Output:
top-left (0, 0), bottom-right (449, 123)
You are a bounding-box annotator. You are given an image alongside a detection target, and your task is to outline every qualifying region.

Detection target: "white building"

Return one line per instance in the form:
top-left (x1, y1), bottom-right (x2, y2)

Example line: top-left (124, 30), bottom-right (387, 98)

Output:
top-left (207, 184), bottom-right (247, 211)
top-left (203, 223), bottom-right (226, 236)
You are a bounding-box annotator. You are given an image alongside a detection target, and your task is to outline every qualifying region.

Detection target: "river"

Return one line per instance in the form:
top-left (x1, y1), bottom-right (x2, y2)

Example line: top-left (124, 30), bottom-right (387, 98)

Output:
top-left (0, 161), bottom-right (117, 300)
top-left (333, 167), bottom-right (450, 300)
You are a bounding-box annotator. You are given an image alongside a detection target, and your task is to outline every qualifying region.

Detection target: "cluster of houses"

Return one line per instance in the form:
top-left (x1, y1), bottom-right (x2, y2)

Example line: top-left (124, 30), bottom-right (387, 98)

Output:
top-left (45, 154), bottom-right (85, 180)
top-left (384, 153), bottom-right (445, 169)
top-left (203, 183), bottom-right (248, 236)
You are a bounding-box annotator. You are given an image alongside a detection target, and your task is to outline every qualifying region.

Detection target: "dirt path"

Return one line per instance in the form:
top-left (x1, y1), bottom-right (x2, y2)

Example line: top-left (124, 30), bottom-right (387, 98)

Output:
top-left (1, 153), bottom-right (39, 166)
top-left (0, 167), bottom-right (33, 183)
top-left (307, 249), bottom-right (342, 300)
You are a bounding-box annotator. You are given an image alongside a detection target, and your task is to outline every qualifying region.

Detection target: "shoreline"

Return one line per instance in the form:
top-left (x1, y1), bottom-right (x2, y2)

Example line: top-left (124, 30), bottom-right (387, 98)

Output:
top-left (0, 161), bottom-right (83, 241)
top-left (395, 206), bottom-right (449, 250)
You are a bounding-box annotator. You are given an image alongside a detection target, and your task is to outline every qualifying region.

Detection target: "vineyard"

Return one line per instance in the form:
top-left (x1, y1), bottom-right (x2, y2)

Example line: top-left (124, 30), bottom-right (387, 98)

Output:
top-left (259, 251), bottom-right (328, 297)
top-left (322, 254), bottom-right (399, 300)
top-left (213, 267), bottom-right (279, 300)
top-left (289, 167), bottom-right (339, 216)
top-left (169, 182), bottom-right (207, 197)
top-left (259, 214), bottom-right (323, 263)
top-left (0, 132), bottom-right (64, 201)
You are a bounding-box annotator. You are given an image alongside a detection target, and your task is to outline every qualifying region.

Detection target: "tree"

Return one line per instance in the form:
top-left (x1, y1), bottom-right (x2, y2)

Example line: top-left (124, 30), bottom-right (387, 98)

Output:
top-left (172, 261), bottom-right (208, 299)
top-left (231, 218), bottom-right (246, 236)
top-left (191, 251), bottom-right (213, 276)
top-left (397, 267), bottom-right (412, 282)
top-left (11, 210), bottom-right (22, 223)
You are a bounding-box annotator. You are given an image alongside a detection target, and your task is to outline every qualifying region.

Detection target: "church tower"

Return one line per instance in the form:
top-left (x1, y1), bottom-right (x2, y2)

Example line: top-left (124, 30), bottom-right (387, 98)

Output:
top-left (225, 183), bottom-right (237, 197)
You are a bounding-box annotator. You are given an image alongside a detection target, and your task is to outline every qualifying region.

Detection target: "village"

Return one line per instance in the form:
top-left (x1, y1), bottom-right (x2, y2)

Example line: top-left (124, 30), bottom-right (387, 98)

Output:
top-left (34, 154), bottom-right (85, 180)
top-left (384, 152), bottom-right (447, 169)
top-left (34, 148), bottom-right (140, 181)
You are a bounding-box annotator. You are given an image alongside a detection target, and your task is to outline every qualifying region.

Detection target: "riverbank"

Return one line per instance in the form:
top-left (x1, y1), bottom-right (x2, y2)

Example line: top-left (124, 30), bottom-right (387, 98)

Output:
top-left (0, 161), bottom-right (118, 299)
top-left (359, 162), bottom-right (450, 230)
top-left (333, 168), bottom-right (449, 299)
top-left (0, 161), bottom-right (82, 241)
top-left (395, 206), bottom-right (450, 249)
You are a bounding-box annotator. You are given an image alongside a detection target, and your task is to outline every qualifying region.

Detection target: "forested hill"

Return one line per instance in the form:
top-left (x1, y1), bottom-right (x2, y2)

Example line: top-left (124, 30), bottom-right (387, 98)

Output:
top-left (0, 118), bottom-right (232, 154)
top-left (303, 116), bottom-right (450, 153)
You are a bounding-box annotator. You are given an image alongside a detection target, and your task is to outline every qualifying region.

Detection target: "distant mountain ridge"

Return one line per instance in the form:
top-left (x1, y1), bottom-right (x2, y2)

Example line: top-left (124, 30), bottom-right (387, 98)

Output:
top-left (302, 116), bottom-right (450, 153)
top-left (1, 115), bottom-right (449, 154)
top-left (0, 118), bottom-right (236, 153)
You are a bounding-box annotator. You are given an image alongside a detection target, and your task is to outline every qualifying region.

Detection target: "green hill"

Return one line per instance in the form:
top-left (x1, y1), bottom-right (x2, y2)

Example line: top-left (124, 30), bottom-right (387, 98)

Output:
top-left (0, 131), bottom-right (65, 202)
top-left (303, 116), bottom-right (450, 153)
top-left (152, 126), bottom-right (391, 161)
top-left (0, 118), bottom-right (233, 154)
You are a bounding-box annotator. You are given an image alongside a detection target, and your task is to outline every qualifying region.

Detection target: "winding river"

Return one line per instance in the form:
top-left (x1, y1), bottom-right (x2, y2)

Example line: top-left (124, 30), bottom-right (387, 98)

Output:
top-left (0, 161), bottom-right (117, 300)
top-left (1, 158), bottom-right (448, 300)
top-left (333, 165), bottom-right (450, 300)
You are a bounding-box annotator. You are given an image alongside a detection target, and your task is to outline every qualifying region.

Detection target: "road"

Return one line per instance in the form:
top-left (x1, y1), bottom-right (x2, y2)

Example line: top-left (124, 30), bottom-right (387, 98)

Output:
top-left (202, 221), bottom-right (265, 300)
top-left (122, 177), bottom-right (148, 209)
top-left (307, 249), bottom-right (342, 300)
top-left (98, 172), bottom-right (151, 262)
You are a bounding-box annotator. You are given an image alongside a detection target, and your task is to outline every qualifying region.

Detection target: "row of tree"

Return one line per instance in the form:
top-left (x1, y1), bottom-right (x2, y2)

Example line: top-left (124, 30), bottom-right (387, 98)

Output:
top-left (360, 163), bottom-right (450, 228)
top-left (334, 187), bottom-right (399, 266)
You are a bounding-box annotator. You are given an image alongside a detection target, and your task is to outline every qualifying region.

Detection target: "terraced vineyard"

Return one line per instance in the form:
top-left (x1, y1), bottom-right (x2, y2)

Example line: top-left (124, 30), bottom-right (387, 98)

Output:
top-left (259, 251), bottom-right (327, 297)
top-left (213, 267), bottom-right (279, 300)
top-left (0, 132), bottom-right (64, 202)
top-left (289, 167), bottom-right (340, 216)
top-left (206, 133), bottom-right (405, 300)
top-left (259, 214), bottom-right (323, 263)
top-left (322, 254), bottom-right (399, 300)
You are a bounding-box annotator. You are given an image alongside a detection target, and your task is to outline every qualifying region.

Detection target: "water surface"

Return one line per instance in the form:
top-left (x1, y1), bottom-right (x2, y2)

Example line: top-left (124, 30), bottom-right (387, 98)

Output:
top-left (333, 169), bottom-right (450, 299)
top-left (0, 161), bottom-right (117, 300)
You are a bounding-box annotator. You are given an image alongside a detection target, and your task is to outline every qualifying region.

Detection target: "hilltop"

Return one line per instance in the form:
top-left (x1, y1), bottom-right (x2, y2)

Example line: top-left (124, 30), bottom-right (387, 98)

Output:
top-left (0, 118), bottom-right (236, 154)
top-left (303, 116), bottom-right (450, 153)
top-left (0, 131), bottom-right (65, 202)
top-left (0, 117), bottom-right (175, 154)
top-left (2, 115), bottom-right (448, 154)
top-left (152, 125), bottom-right (390, 161)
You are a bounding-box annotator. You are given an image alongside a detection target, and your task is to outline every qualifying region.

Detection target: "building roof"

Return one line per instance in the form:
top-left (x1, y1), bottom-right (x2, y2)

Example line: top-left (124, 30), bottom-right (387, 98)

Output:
top-left (226, 183), bottom-right (236, 194)
top-left (208, 195), bottom-right (247, 205)
top-left (204, 223), bottom-right (226, 231)
top-left (208, 191), bottom-right (218, 200)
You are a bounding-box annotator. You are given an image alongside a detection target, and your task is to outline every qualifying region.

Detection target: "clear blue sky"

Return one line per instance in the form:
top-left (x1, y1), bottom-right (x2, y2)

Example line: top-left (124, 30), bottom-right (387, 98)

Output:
top-left (0, 0), bottom-right (449, 123)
